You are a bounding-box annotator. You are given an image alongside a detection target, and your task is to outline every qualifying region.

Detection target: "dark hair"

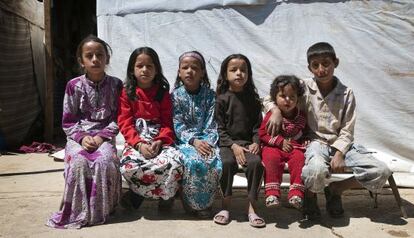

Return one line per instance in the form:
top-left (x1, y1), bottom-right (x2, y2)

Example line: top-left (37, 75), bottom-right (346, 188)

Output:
top-left (306, 42), bottom-right (336, 64)
top-left (125, 47), bottom-right (170, 101)
top-left (270, 75), bottom-right (304, 103)
top-left (216, 54), bottom-right (260, 102)
top-left (174, 51), bottom-right (210, 89)
top-left (76, 34), bottom-right (112, 66)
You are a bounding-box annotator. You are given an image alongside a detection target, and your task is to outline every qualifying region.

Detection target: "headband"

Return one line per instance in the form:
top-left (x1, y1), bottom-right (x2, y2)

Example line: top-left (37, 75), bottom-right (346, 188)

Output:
top-left (179, 52), bottom-right (205, 68)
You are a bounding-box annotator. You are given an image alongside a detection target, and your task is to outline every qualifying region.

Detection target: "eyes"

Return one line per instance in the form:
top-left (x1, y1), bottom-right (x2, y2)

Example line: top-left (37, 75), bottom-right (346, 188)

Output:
top-left (83, 52), bottom-right (105, 60)
top-left (135, 63), bottom-right (154, 70)
top-left (228, 67), bottom-right (247, 73)
top-left (310, 59), bottom-right (333, 70)
top-left (277, 93), bottom-right (297, 101)
top-left (180, 64), bottom-right (201, 71)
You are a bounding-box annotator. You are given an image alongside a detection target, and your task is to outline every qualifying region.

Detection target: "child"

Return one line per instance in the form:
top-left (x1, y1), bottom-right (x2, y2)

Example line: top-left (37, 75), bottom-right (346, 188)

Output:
top-left (214, 54), bottom-right (265, 228)
top-left (172, 51), bottom-right (222, 217)
top-left (47, 35), bottom-right (122, 229)
top-left (259, 75), bottom-right (306, 210)
top-left (118, 47), bottom-right (183, 209)
top-left (264, 42), bottom-right (391, 220)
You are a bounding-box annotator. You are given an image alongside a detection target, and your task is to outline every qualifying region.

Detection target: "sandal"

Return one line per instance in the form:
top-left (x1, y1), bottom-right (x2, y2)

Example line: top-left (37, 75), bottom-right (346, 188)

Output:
top-left (324, 186), bottom-right (344, 218)
top-left (248, 213), bottom-right (266, 228)
top-left (213, 210), bottom-right (230, 225)
top-left (288, 195), bottom-right (303, 210)
top-left (265, 195), bottom-right (280, 208)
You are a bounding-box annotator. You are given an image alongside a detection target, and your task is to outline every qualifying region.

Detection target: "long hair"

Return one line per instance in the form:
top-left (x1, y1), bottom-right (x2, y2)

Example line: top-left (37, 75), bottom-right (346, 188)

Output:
top-left (125, 47), bottom-right (169, 101)
top-left (216, 54), bottom-right (260, 103)
top-left (174, 51), bottom-right (210, 89)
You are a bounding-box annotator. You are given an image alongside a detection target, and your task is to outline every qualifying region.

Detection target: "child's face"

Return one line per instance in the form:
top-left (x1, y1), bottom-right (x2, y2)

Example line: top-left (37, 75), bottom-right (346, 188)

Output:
top-left (226, 58), bottom-right (248, 92)
top-left (275, 84), bottom-right (298, 115)
top-left (308, 55), bottom-right (338, 83)
top-left (134, 53), bottom-right (156, 89)
top-left (79, 41), bottom-right (107, 81)
top-left (178, 56), bottom-right (204, 92)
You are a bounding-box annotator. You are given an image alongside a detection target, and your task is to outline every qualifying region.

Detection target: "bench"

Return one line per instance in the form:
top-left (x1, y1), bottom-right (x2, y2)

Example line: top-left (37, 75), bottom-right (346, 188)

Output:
top-left (235, 164), bottom-right (408, 218)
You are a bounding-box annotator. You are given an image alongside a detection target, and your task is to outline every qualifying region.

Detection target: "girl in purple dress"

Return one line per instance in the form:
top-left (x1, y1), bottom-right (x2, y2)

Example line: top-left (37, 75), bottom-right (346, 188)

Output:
top-left (47, 35), bottom-right (123, 229)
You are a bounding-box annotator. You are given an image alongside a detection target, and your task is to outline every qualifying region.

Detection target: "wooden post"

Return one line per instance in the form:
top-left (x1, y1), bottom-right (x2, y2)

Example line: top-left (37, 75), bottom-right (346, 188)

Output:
top-left (44, 0), bottom-right (54, 142)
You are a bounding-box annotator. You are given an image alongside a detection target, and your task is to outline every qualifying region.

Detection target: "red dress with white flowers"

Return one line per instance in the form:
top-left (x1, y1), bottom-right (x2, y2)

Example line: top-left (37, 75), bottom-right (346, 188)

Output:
top-left (118, 84), bottom-right (183, 200)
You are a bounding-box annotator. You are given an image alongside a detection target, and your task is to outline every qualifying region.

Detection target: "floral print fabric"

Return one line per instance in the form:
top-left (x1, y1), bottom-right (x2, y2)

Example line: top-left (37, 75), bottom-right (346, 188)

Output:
top-left (172, 85), bottom-right (222, 210)
top-left (120, 118), bottom-right (183, 200)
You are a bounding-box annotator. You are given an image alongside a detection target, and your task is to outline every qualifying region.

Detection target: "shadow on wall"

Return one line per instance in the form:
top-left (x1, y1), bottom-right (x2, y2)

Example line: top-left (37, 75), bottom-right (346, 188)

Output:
top-left (232, 0), bottom-right (352, 25)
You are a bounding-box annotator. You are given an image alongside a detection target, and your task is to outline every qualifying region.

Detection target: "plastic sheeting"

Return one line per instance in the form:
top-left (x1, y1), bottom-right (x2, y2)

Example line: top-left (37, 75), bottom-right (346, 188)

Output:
top-left (97, 1), bottom-right (414, 178)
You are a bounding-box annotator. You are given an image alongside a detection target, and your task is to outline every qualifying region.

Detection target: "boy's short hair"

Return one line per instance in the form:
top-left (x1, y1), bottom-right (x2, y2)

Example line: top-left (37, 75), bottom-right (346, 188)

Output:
top-left (270, 75), bottom-right (304, 103)
top-left (306, 42), bottom-right (336, 64)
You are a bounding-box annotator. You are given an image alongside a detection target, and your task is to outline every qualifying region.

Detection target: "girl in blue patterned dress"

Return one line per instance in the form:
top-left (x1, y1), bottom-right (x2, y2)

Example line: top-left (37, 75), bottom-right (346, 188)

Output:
top-left (172, 51), bottom-right (222, 217)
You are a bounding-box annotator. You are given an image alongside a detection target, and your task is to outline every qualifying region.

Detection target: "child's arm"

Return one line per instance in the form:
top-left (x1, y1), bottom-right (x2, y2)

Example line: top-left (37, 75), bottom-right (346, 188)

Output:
top-left (249, 103), bottom-right (263, 155)
top-left (331, 91), bottom-right (356, 155)
top-left (331, 91), bottom-right (356, 172)
top-left (95, 79), bottom-right (122, 143)
top-left (259, 111), bottom-right (285, 148)
top-left (117, 89), bottom-right (144, 148)
top-left (200, 90), bottom-right (219, 147)
top-left (153, 91), bottom-right (175, 146)
top-left (262, 95), bottom-right (282, 137)
top-left (215, 97), bottom-right (234, 147)
top-left (62, 80), bottom-right (88, 144)
top-left (172, 91), bottom-right (198, 144)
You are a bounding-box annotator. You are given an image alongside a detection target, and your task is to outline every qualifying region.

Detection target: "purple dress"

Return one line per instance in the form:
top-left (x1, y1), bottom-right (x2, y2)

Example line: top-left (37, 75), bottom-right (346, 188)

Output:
top-left (47, 74), bottom-right (122, 229)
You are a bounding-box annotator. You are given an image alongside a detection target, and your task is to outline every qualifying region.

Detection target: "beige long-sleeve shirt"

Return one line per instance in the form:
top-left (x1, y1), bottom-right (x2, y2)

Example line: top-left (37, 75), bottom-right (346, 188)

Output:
top-left (263, 77), bottom-right (356, 154)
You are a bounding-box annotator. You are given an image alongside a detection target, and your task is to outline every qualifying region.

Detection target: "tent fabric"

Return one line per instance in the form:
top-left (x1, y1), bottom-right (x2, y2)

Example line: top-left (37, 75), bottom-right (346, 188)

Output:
top-left (97, 1), bottom-right (414, 171)
top-left (0, 8), bottom-right (41, 149)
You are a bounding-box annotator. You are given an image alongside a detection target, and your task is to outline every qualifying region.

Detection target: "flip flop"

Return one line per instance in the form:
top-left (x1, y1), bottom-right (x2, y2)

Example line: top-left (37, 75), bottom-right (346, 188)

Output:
top-left (213, 210), bottom-right (230, 225)
top-left (248, 213), bottom-right (266, 228)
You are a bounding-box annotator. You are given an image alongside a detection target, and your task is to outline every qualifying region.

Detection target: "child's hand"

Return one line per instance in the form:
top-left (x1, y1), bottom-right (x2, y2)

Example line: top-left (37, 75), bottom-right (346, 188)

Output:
top-left (231, 144), bottom-right (248, 166)
top-left (303, 139), bottom-right (311, 147)
top-left (193, 139), bottom-right (213, 158)
top-left (81, 135), bottom-right (98, 152)
top-left (92, 136), bottom-right (104, 147)
top-left (248, 143), bottom-right (260, 155)
top-left (150, 140), bottom-right (163, 156)
top-left (330, 151), bottom-right (346, 173)
top-left (139, 143), bottom-right (156, 159)
top-left (282, 139), bottom-right (293, 152)
top-left (266, 107), bottom-right (282, 137)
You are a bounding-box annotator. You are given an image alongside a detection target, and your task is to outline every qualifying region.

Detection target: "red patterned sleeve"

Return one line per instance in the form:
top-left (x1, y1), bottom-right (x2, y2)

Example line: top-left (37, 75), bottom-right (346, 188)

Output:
top-left (259, 111), bottom-right (284, 148)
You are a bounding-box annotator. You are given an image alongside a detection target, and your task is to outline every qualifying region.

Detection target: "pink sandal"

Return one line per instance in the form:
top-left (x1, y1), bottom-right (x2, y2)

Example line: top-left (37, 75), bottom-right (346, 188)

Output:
top-left (248, 213), bottom-right (266, 228)
top-left (213, 210), bottom-right (230, 225)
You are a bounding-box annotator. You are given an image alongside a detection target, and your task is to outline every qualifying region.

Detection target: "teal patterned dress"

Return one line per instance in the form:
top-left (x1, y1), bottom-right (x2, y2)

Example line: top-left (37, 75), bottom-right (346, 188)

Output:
top-left (172, 85), bottom-right (222, 211)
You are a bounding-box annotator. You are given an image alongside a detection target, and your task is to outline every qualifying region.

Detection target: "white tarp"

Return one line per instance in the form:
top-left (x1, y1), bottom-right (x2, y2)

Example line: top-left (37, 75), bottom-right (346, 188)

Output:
top-left (97, 0), bottom-right (414, 181)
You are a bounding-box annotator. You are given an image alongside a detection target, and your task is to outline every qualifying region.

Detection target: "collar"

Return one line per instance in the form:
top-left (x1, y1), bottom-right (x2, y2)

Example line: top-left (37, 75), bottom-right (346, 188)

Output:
top-left (81, 74), bottom-right (107, 87)
top-left (306, 76), bottom-right (346, 96)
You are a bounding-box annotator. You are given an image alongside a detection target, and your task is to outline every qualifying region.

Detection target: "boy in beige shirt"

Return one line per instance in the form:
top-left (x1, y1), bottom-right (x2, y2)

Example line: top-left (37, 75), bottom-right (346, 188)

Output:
top-left (264, 42), bottom-right (391, 220)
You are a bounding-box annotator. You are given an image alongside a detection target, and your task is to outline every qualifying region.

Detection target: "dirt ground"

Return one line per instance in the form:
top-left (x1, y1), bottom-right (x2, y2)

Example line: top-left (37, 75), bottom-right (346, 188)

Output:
top-left (0, 153), bottom-right (413, 238)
